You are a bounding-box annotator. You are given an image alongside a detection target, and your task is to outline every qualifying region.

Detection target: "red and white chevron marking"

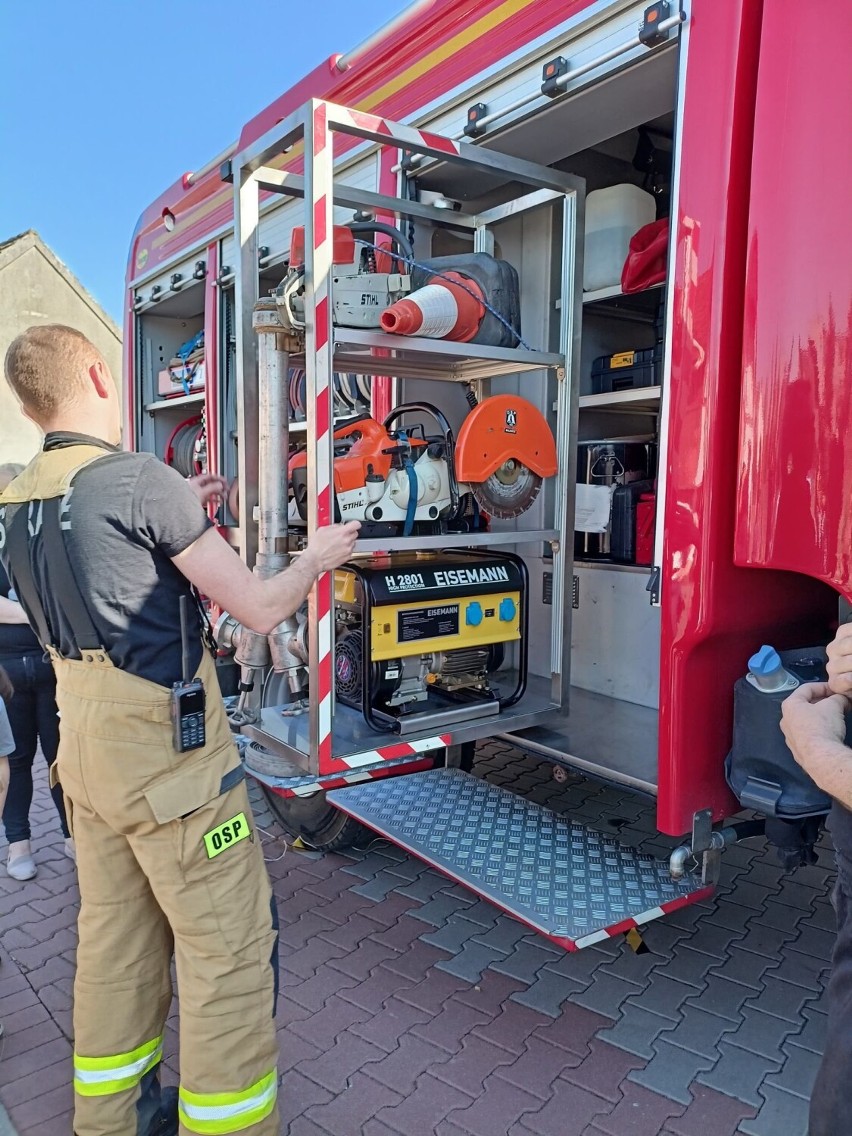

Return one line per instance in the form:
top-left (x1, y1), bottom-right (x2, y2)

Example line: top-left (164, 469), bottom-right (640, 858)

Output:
top-left (265, 754), bottom-right (436, 799)
top-left (566, 888), bottom-right (716, 951)
top-left (329, 103), bottom-right (462, 160)
top-left (308, 100), bottom-right (336, 777)
top-left (337, 733), bottom-right (452, 770)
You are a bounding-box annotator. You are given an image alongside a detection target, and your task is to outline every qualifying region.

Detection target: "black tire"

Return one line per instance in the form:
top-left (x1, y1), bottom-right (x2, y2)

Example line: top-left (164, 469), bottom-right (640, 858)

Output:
top-left (261, 784), bottom-right (369, 852)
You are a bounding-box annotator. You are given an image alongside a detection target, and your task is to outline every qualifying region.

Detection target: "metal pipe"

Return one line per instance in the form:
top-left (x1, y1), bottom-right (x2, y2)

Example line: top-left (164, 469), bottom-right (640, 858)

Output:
top-left (335, 0), bottom-right (437, 72)
top-left (254, 301), bottom-right (290, 559)
top-left (183, 142), bottom-right (237, 188)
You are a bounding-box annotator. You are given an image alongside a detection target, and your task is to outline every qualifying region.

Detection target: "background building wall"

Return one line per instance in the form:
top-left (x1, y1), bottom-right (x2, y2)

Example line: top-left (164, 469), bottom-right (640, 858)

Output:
top-left (0, 232), bottom-right (121, 465)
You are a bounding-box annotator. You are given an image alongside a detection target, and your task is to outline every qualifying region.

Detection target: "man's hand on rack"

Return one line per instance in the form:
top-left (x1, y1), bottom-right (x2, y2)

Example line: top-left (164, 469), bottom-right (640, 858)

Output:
top-left (188, 472), bottom-right (229, 510)
top-left (827, 624), bottom-right (852, 696)
top-left (302, 522), bottom-right (362, 574)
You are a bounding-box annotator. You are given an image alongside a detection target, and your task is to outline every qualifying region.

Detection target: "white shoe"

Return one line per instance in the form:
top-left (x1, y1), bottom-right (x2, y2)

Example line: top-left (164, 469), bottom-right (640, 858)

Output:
top-left (64, 837), bottom-right (77, 863)
top-left (6, 840), bottom-right (36, 881)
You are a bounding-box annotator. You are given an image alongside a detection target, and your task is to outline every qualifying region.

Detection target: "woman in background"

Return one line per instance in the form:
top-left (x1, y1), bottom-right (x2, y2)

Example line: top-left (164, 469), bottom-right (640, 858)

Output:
top-left (0, 463), bottom-right (72, 880)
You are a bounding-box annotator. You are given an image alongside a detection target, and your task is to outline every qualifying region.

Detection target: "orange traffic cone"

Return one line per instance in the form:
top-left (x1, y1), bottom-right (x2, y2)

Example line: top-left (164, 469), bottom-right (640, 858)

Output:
top-left (380, 272), bottom-right (486, 341)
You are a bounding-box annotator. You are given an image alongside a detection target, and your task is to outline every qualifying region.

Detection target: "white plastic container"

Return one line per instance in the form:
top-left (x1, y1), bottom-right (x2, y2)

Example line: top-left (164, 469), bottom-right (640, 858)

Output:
top-left (583, 184), bottom-right (656, 293)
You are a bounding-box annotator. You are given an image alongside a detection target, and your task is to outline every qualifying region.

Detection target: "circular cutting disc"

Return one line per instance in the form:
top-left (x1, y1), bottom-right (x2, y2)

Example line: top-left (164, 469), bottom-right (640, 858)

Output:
top-left (470, 461), bottom-right (542, 519)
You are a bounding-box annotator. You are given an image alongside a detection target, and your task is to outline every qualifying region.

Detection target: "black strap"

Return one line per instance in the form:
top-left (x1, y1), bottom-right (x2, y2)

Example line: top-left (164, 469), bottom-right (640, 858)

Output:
top-left (4, 499), bottom-right (103, 654)
top-left (4, 508), bottom-right (53, 650)
top-left (42, 498), bottom-right (102, 651)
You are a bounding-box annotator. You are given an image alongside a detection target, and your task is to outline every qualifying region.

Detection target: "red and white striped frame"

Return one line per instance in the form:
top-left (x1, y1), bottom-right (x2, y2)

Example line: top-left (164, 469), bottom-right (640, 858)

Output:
top-left (259, 754), bottom-right (436, 800)
top-left (327, 103), bottom-right (463, 161)
top-left (304, 100), bottom-right (337, 777)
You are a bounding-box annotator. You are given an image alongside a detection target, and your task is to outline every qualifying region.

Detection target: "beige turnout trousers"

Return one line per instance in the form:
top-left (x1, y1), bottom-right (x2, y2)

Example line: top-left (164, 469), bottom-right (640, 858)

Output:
top-left (52, 645), bottom-right (280, 1136)
top-left (0, 444), bottom-right (280, 1135)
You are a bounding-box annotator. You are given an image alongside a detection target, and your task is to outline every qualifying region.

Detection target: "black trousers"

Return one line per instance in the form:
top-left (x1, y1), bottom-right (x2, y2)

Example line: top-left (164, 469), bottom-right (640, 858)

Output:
top-left (1, 651), bottom-right (69, 843)
top-left (809, 812), bottom-right (852, 1136)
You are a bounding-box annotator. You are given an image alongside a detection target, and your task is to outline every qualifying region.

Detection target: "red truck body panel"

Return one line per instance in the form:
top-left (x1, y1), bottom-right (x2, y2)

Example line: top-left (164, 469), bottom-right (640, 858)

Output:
top-left (735, 0), bottom-right (852, 599)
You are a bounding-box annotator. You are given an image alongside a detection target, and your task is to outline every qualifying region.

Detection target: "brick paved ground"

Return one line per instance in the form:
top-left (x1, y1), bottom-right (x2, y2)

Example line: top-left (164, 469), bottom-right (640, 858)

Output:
top-left (0, 741), bottom-right (835, 1135)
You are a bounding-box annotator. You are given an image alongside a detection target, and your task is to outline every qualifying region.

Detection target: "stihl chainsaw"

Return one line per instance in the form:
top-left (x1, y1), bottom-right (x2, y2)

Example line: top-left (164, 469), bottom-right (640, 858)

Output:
top-left (288, 396), bottom-right (556, 537)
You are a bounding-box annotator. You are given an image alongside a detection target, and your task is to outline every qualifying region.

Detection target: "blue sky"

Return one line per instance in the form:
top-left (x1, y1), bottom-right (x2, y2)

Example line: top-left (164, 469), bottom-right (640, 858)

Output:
top-left (0, 0), bottom-right (408, 325)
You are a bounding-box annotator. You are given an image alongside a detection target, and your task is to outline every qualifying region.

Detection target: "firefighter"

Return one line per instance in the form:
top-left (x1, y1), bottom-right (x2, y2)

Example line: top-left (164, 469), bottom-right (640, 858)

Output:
top-left (0, 324), bottom-right (360, 1136)
top-left (781, 624), bottom-right (852, 1136)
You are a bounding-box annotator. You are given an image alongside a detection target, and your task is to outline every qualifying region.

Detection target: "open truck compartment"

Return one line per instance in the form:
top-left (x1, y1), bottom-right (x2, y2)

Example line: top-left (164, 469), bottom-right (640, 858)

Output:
top-left (125, 0), bottom-right (847, 944)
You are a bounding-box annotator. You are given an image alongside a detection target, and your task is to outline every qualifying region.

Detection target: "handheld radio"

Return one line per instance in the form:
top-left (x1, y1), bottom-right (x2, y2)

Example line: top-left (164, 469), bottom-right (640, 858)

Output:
top-left (171, 595), bottom-right (206, 752)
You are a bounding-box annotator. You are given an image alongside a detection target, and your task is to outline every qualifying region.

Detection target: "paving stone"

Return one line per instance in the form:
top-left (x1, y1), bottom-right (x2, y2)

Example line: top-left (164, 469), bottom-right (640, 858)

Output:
top-left (626, 973), bottom-right (695, 1022)
top-left (462, 1000), bottom-right (548, 1060)
top-left (708, 901), bottom-right (764, 936)
top-left (511, 1076), bottom-right (612, 1136)
top-left (592, 1081), bottom-right (685, 1136)
top-left (696, 1040), bottom-right (781, 1107)
top-left (490, 940), bottom-right (555, 985)
top-left (628, 1039), bottom-right (716, 1106)
top-left (371, 913), bottom-right (436, 954)
top-left (361, 891), bottom-right (423, 930)
top-left (752, 898), bottom-right (809, 933)
top-left (316, 912), bottom-right (385, 951)
top-left (662, 1084), bottom-right (757, 1136)
top-left (573, 970), bottom-right (646, 1019)
top-left (660, 1002), bottom-right (740, 1060)
top-left (454, 970), bottom-right (526, 1017)
top-left (340, 850), bottom-right (403, 881)
top-left (492, 1033), bottom-right (583, 1100)
top-left (6, 1082), bottom-right (74, 1132)
top-left (558, 1038), bottom-right (645, 1103)
top-left (384, 858), bottom-right (430, 883)
top-left (409, 891), bottom-right (476, 928)
top-left (349, 997), bottom-right (432, 1054)
top-left (374, 1074), bottom-right (474, 1136)
top-left (511, 968), bottom-right (585, 1017)
top-left (395, 969), bottom-right (470, 1015)
top-left (737, 1084), bottom-right (810, 1136)
top-left (431, 1033), bottom-right (517, 1096)
top-left (326, 938), bottom-right (397, 981)
top-left (658, 945), bottom-right (716, 991)
top-left (470, 917), bottom-right (529, 956)
top-left (447, 1071), bottom-right (545, 1135)
top-left (435, 941), bottom-right (507, 983)
top-left (770, 950), bottom-right (830, 993)
top-left (677, 922), bottom-right (743, 961)
top-left (306, 1071), bottom-right (402, 1136)
top-left (763, 1043), bottom-right (821, 1101)
top-left (395, 869), bottom-right (456, 903)
top-left (596, 1003), bottom-right (673, 1060)
top-left (363, 1033), bottom-right (452, 1095)
top-left (748, 975), bottom-right (822, 1024)
top-left (421, 915), bottom-right (483, 955)
top-left (722, 1005), bottom-right (798, 1062)
top-left (410, 999), bottom-right (492, 1054)
top-left (287, 964), bottom-right (360, 1012)
top-left (380, 941), bottom-right (449, 981)
top-left (733, 918), bottom-right (799, 960)
top-left (351, 872), bottom-right (409, 902)
top-left (539, 945), bottom-right (611, 984)
top-left (339, 966), bottom-right (417, 1013)
top-left (771, 881), bottom-right (823, 913)
top-left (289, 995), bottom-right (373, 1049)
top-left (788, 923), bottom-right (836, 963)
top-left (688, 974), bottom-right (754, 1023)
top-left (786, 1003), bottom-right (827, 1055)
top-left (709, 946), bottom-right (779, 991)
top-left (295, 1031), bottom-right (386, 1094)
top-left (806, 896), bottom-right (838, 933)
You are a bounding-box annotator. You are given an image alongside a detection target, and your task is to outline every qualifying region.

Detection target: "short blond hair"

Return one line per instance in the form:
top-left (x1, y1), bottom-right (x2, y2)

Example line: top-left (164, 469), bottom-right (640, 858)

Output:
top-left (4, 325), bottom-right (105, 417)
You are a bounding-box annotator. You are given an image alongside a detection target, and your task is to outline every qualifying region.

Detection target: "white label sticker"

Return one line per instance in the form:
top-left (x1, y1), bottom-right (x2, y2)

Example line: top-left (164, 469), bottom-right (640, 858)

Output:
top-left (574, 483), bottom-right (615, 533)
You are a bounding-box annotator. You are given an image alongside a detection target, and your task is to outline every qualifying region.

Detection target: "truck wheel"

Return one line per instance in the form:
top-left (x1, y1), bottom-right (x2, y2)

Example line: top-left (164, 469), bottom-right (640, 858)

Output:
top-left (261, 785), bottom-right (369, 852)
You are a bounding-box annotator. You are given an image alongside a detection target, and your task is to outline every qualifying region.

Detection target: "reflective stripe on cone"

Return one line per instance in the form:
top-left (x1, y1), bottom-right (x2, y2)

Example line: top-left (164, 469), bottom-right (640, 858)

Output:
top-left (178, 1069), bottom-right (278, 1134)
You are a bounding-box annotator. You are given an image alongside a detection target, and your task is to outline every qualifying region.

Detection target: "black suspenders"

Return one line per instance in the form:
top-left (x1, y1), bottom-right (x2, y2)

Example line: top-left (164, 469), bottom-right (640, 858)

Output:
top-left (4, 498), bottom-right (103, 654)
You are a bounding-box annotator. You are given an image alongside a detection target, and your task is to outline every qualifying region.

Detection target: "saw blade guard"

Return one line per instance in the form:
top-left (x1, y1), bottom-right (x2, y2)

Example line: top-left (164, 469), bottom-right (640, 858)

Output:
top-left (455, 396), bottom-right (557, 516)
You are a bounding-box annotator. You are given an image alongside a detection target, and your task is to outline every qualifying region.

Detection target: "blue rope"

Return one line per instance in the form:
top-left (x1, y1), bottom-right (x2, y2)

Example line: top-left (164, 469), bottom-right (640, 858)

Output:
top-left (357, 239), bottom-right (530, 351)
top-left (397, 430), bottom-right (418, 537)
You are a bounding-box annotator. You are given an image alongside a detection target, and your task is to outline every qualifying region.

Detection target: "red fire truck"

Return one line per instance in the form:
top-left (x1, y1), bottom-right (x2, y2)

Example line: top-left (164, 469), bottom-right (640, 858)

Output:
top-left (124, 0), bottom-right (851, 951)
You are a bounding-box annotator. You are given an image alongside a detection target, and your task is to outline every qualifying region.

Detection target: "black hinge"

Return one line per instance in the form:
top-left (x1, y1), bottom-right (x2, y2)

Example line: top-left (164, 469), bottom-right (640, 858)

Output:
top-left (573, 574), bottom-right (580, 610)
top-left (639, 2), bottom-right (671, 48)
top-left (646, 566), bottom-right (661, 605)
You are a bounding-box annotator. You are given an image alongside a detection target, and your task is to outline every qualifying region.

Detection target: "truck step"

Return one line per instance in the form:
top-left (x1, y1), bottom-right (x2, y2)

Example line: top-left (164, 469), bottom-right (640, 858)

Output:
top-left (328, 767), bottom-right (712, 950)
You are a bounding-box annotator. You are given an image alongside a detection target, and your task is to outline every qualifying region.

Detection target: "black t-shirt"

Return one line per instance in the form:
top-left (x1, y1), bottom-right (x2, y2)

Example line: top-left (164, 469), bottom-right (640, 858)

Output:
top-left (0, 434), bottom-right (212, 688)
top-left (0, 561), bottom-right (40, 656)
